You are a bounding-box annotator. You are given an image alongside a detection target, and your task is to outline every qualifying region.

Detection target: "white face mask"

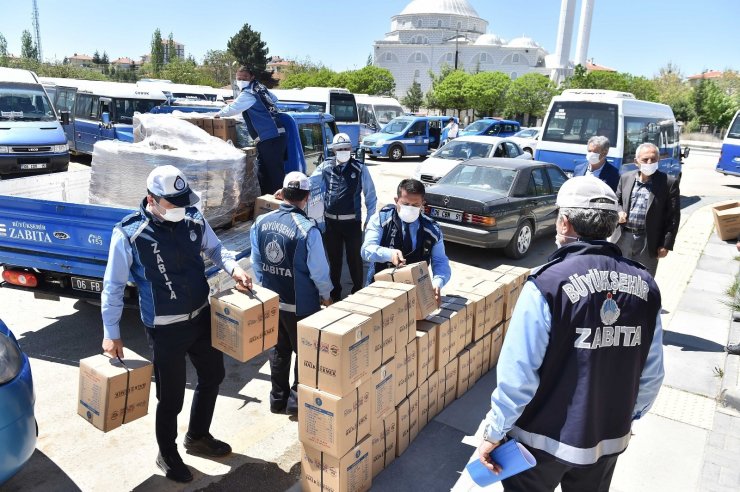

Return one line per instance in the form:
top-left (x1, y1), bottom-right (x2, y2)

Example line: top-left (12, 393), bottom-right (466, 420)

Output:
top-left (335, 150), bottom-right (351, 163)
top-left (555, 232), bottom-right (579, 249)
top-left (640, 163), bottom-right (659, 176)
top-left (154, 201), bottom-right (187, 222)
top-left (586, 152), bottom-right (601, 165)
top-left (398, 204), bottom-right (421, 223)
top-left (235, 80), bottom-right (249, 90)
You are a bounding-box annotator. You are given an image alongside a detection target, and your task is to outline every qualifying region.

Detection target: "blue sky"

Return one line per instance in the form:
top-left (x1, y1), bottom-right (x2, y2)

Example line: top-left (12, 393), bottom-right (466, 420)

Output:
top-left (2, 0), bottom-right (736, 78)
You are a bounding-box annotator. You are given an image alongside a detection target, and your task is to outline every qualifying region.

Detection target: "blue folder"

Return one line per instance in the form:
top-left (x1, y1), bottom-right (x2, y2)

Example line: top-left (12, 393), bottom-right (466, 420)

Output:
top-left (466, 439), bottom-right (537, 486)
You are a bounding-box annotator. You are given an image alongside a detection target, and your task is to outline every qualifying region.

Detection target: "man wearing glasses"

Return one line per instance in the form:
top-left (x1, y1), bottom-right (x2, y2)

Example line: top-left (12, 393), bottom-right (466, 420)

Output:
top-left (615, 143), bottom-right (681, 277)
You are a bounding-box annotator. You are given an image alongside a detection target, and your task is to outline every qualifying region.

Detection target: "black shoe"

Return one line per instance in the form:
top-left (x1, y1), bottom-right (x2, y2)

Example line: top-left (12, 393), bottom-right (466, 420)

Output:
top-left (286, 403), bottom-right (298, 416)
top-left (270, 401), bottom-right (287, 414)
top-left (726, 343), bottom-right (740, 356)
top-left (184, 433), bottom-right (232, 457)
top-left (156, 451), bottom-right (193, 483)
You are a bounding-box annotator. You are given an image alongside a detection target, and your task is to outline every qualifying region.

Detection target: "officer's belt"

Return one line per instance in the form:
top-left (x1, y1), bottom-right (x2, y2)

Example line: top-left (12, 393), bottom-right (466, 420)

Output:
top-left (253, 127), bottom-right (286, 145)
top-left (324, 212), bottom-right (357, 221)
top-left (153, 302), bottom-right (208, 326)
top-left (279, 302), bottom-right (296, 313)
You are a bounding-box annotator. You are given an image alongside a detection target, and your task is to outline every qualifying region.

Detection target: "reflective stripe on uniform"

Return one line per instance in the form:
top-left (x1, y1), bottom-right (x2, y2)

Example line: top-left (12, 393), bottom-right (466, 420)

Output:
top-left (279, 302), bottom-right (296, 312)
top-left (324, 212), bottom-right (357, 221)
top-left (153, 301), bottom-right (209, 326)
top-left (509, 425), bottom-right (631, 466)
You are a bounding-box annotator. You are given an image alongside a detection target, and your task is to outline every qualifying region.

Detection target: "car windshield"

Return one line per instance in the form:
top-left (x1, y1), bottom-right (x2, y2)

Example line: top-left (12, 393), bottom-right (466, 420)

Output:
top-left (728, 113), bottom-right (740, 139)
top-left (514, 128), bottom-right (538, 138)
top-left (375, 105), bottom-right (404, 124)
top-left (439, 164), bottom-right (517, 194)
top-left (0, 84), bottom-right (56, 121)
top-left (462, 120), bottom-right (491, 132)
top-left (431, 140), bottom-right (493, 160)
top-left (381, 118), bottom-right (411, 134)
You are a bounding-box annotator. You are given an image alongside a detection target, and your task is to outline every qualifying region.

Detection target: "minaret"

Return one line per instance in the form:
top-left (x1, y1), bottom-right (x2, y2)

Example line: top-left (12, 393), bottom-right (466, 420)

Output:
top-left (550, 0), bottom-right (576, 83)
top-left (575, 0), bottom-right (596, 67)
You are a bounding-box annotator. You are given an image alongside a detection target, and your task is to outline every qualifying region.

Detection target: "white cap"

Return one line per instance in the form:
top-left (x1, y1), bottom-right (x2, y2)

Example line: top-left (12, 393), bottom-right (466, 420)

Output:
top-left (283, 171), bottom-right (310, 191)
top-left (146, 165), bottom-right (199, 207)
top-left (557, 176), bottom-right (618, 211)
top-left (329, 132), bottom-right (352, 151)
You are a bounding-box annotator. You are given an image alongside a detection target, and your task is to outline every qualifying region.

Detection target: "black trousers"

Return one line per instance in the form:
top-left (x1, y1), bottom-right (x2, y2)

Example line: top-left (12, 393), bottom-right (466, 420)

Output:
top-left (256, 134), bottom-right (287, 196)
top-left (502, 446), bottom-right (619, 492)
top-left (269, 310), bottom-right (303, 409)
top-left (323, 218), bottom-right (364, 301)
top-left (145, 307), bottom-right (224, 455)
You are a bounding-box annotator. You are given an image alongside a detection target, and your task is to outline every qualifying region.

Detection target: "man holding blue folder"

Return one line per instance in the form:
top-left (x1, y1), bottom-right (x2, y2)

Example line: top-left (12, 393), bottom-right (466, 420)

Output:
top-left (477, 176), bottom-right (665, 491)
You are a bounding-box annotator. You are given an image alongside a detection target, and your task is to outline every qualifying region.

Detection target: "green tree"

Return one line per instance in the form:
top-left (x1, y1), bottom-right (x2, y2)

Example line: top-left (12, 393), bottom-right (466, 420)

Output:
top-left (167, 32), bottom-right (176, 63)
top-left (505, 73), bottom-right (557, 121)
top-left (21, 30), bottom-right (38, 61)
top-left (434, 70), bottom-right (470, 113)
top-left (401, 79), bottom-right (424, 112)
top-left (202, 50), bottom-right (238, 87)
top-left (150, 28), bottom-right (164, 77)
top-left (344, 65), bottom-right (395, 95)
top-left (227, 23), bottom-right (269, 71)
top-left (101, 51), bottom-right (109, 65)
top-left (92, 50), bottom-right (101, 65)
top-left (703, 81), bottom-right (736, 130)
top-left (161, 57), bottom-right (214, 86)
top-left (653, 64), bottom-right (694, 121)
top-left (424, 65), bottom-right (454, 112)
top-left (463, 71), bottom-right (510, 117)
top-left (627, 76), bottom-right (658, 102)
top-left (0, 33), bottom-right (8, 64)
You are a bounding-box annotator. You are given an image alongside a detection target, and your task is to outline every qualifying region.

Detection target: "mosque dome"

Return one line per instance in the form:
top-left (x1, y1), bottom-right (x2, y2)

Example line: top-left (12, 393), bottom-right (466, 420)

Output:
top-left (507, 37), bottom-right (540, 49)
top-left (474, 33), bottom-right (504, 46)
top-left (400, 0), bottom-right (481, 18)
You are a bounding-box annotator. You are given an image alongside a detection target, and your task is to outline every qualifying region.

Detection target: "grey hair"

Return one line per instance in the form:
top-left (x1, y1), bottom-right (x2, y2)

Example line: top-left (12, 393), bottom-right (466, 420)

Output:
top-left (587, 135), bottom-right (610, 153)
top-left (635, 142), bottom-right (659, 160)
top-left (559, 207), bottom-right (618, 240)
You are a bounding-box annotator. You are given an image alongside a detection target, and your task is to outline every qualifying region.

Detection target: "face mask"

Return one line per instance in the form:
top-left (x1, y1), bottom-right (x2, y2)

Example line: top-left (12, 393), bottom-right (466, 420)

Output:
top-left (640, 163), bottom-right (659, 176)
top-left (555, 232), bottom-right (579, 249)
top-left (154, 201), bottom-right (186, 222)
top-left (586, 152), bottom-right (601, 165)
top-left (335, 150), bottom-right (351, 163)
top-left (398, 204), bottom-right (421, 223)
top-left (235, 80), bottom-right (249, 90)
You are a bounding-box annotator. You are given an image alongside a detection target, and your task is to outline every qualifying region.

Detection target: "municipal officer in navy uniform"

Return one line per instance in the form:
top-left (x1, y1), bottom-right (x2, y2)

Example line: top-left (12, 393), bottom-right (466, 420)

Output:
top-left (311, 133), bottom-right (377, 301)
top-left (101, 165), bottom-right (253, 483)
top-left (477, 176), bottom-right (665, 491)
top-left (361, 178), bottom-right (451, 302)
top-left (216, 65), bottom-right (286, 195)
top-left (251, 171), bottom-right (333, 414)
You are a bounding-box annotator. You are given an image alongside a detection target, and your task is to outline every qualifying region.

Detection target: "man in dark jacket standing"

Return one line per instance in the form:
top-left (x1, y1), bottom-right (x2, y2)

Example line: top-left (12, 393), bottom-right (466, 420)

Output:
top-left (615, 142), bottom-right (680, 276)
top-left (573, 135), bottom-right (620, 191)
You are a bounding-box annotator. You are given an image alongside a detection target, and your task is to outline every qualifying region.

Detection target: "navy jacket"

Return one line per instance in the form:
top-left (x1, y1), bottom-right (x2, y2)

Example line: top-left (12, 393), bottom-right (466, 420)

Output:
top-left (573, 161), bottom-right (620, 191)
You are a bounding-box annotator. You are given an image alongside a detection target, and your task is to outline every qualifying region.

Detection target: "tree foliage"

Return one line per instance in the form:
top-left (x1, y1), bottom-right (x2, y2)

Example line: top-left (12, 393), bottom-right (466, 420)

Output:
top-left (401, 79), bottom-right (423, 112)
top-left (280, 62), bottom-right (395, 95)
top-left (167, 32), bottom-right (176, 63)
top-left (150, 29), bottom-right (164, 77)
top-left (434, 70), bottom-right (470, 112)
top-left (463, 71), bottom-right (510, 116)
top-left (201, 49), bottom-right (238, 87)
top-left (424, 65), bottom-right (454, 112)
top-left (653, 63), bottom-right (694, 121)
top-left (343, 65), bottom-right (395, 96)
top-left (562, 65), bottom-right (658, 101)
top-left (21, 30), bottom-right (38, 61)
top-left (160, 57), bottom-right (213, 85)
top-left (227, 23), bottom-right (269, 71)
top-left (0, 33), bottom-right (8, 64)
top-left (505, 73), bottom-right (557, 118)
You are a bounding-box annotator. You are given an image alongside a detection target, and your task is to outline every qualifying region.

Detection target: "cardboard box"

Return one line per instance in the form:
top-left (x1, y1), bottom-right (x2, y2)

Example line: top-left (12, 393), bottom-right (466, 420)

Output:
top-left (298, 309), bottom-right (373, 397)
top-left (415, 326), bottom-right (436, 383)
top-left (360, 283), bottom-right (416, 351)
top-left (437, 306), bottom-right (466, 358)
top-left (395, 398), bottom-right (411, 457)
top-left (712, 200), bottom-right (740, 240)
top-left (418, 316), bottom-right (452, 371)
top-left (210, 287), bottom-right (279, 363)
top-left (356, 287), bottom-right (409, 353)
top-left (371, 410), bottom-right (397, 478)
top-left (492, 265), bottom-right (531, 288)
top-left (200, 118), bottom-right (214, 135)
top-left (298, 380), bottom-right (372, 459)
top-left (496, 273), bottom-right (522, 320)
top-left (470, 339), bottom-right (484, 385)
top-left (446, 290), bottom-right (487, 342)
top-left (417, 379), bottom-right (430, 429)
top-left (78, 351), bottom-right (153, 432)
top-left (440, 358), bottom-right (458, 410)
top-left (369, 281), bottom-right (417, 332)
top-left (394, 340), bottom-right (417, 406)
top-left (343, 293), bottom-right (397, 364)
top-left (332, 300), bottom-right (384, 371)
top-left (504, 318), bottom-right (511, 339)
top-left (374, 262), bottom-right (436, 320)
top-left (212, 117), bottom-right (238, 143)
top-left (301, 436), bottom-right (372, 492)
top-left (254, 194), bottom-right (282, 218)
top-left (441, 295), bottom-right (474, 347)
top-left (491, 323), bottom-right (504, 368)
top-left (456, 349), bottom-right (471, 398)
top-left (369, 361), bottom-right (395, 431)
top-left (426, 371), bottom-right (440, 421)
top-left (482, 332), bottom-right (492, 372)
top-left (408, 388), bottom-right (420, 443)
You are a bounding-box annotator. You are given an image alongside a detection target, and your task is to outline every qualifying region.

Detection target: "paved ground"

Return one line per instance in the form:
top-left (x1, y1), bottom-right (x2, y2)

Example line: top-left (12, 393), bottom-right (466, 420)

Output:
top-left (3, 147), bottom-right (740, 491)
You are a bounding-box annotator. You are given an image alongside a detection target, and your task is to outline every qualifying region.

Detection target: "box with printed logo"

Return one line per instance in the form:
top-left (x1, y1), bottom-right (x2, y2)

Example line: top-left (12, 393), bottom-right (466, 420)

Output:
top-left (418, 316), bottom-right (452, 371)
top-left (408, 388), bottom-right (420, 444)
top-left (417, 379), bottom-right (430, 429)
top-left (332, 300), bottom-right (385, 371)
top-left (456, 349), bottom-right (471, 398)
top-left (371, 410), bottom-right (397, 478)
top-left (426, 371), bottom-right (440, 421)
top-left (440, 358), bottom-right (459, 410)
top-left (469, 339), bottom-right (484, 386)
top-left (445, 289), bottom-right (486, 341)
top-left (395, 398), bottom-right (411, 457)
top-left (77, 350), bottom-right (152, 432)
top-left (212, 117), bottom-right (237, 143)
top-left (210, 286), bottom-right (279, 363)
top-left (370, 360), bottom-right (395, 432)
top-left (298, 379), bottom-right (372, 459)
top-left (301, 435), bottom-right (372, 492)
top-left (441, 295), bottom-right (474, 347)
top-left (368, 281), bottom-right (417, 335)
top-left (298, 309), bottom-right (373, 397)
top-left (374, 262), bottom-right (436, 320)
top-left (394, 340), bottom-right (418, 406)
top-left (341, 293), bottom-right (397, 365)
top-left (491, 323), bottom-right (504, 368)
top-left (456, 280), bottom-right (506, 332)
top-left (482, 331), bottom-right (492, 373)
top-left (492, 265), bottom-right (531, 287)
top-left (415, 325), bottom-right (436, 383)
top-left (711, 200), bottom-right (740, 240)
top-left (254, 194), bottom-right (282, 218)
top-left (435, 306), bottom-right (465, 358)
top-left (358, 283), bottom-right (413, 351)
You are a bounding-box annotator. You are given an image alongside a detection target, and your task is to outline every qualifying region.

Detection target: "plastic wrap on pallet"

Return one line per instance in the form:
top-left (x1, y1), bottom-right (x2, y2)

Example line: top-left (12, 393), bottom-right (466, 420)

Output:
top-left (133, 112), bottom-right (220, 145)
top-left (240, 147), bottom-right (259, 210)
top-left (90, 115), bottom-right (247, 228)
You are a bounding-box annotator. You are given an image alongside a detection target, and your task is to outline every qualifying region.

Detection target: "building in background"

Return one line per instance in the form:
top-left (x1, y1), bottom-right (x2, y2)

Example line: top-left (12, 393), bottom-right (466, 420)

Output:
top-left (111, 57), bottom-right (136, 71)
top-left (267, 56), bottom-right (293, 83)
top-left (162, 39), bottom-right (185, 63)
top-left (66, 53), bottom-right (94, 68)
top-left (686, 70), bottom-right (725, 88)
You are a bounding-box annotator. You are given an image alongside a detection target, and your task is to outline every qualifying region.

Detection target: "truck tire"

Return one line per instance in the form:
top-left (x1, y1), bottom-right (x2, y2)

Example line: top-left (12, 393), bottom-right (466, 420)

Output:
top-left (389, 145), bottom-right (404, 161)
top-left (504, 220), bottom-right (534, 259)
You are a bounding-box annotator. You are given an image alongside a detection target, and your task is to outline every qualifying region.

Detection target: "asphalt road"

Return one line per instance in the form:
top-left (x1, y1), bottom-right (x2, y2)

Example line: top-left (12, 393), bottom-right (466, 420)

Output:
top-left (1, 146), bottom-right (736, 491)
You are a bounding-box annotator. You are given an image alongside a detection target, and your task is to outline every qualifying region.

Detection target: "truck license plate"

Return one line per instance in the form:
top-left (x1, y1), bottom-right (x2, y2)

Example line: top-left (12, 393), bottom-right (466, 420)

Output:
top-left (20, 163), bottom-right (47, 170)
top-left (71, 277), bottom-right (103, 293)
top-left (430, 207), bottom-right (463, 222)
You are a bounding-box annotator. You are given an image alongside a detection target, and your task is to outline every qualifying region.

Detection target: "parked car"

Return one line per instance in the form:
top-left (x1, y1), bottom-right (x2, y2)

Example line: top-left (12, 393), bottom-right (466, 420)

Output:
top-left (458, 118), bottom-right (521, 138)
top-left (509, 127), bottom-right (541, 156)
top-left (414, 135), bottom-right (531, 185)
top-left (0, 318), bottom-right (36, 485)
top-left (424, 158), bottom-right (568, 258)
top-left (361, 115), bottom-right (455, 161)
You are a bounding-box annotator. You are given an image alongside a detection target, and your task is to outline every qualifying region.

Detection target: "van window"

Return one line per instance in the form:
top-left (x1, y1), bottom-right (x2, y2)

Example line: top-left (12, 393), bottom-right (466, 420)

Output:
top-left (74, 94), bottom-right (94, 119)
top-left (358, 103), bottom-right (377, 128)
top-left (407, 120), bottom-right (426, 137)
top-left (329, 93), bottom-right (358, 123)
top-left (623, 116), bottom-right (676, 163)
top-left (298, 122), bottom-right (326, 171)
top-left (55, 89), bottom-right (76, 113)
top-left (0, 84), bottom-right (56, 122)
top-left (543, 101), bottom-right (618, 145)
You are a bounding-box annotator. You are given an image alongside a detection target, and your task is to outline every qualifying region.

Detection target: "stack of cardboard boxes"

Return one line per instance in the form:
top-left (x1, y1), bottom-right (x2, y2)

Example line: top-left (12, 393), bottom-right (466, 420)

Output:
top-left (185, 116), bottom-right (239, 144)
top-left (296, 261), bottom-right (529, 491)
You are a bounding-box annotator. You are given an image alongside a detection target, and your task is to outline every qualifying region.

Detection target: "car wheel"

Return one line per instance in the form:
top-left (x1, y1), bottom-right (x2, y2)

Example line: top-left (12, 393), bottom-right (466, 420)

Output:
top-left (389, 145), bottom-right (404, 161)
top-left (505, 220), bottom-right (534, 259)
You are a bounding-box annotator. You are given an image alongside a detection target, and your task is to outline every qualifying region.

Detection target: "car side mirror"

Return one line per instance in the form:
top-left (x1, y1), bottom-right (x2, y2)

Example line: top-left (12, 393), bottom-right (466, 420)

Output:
top-left (101, 112), bottom-right (111, 125)
top-left (59, 111), bottom-right (70, 126)
top-left (682, 147), bottom-right (690, 159)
